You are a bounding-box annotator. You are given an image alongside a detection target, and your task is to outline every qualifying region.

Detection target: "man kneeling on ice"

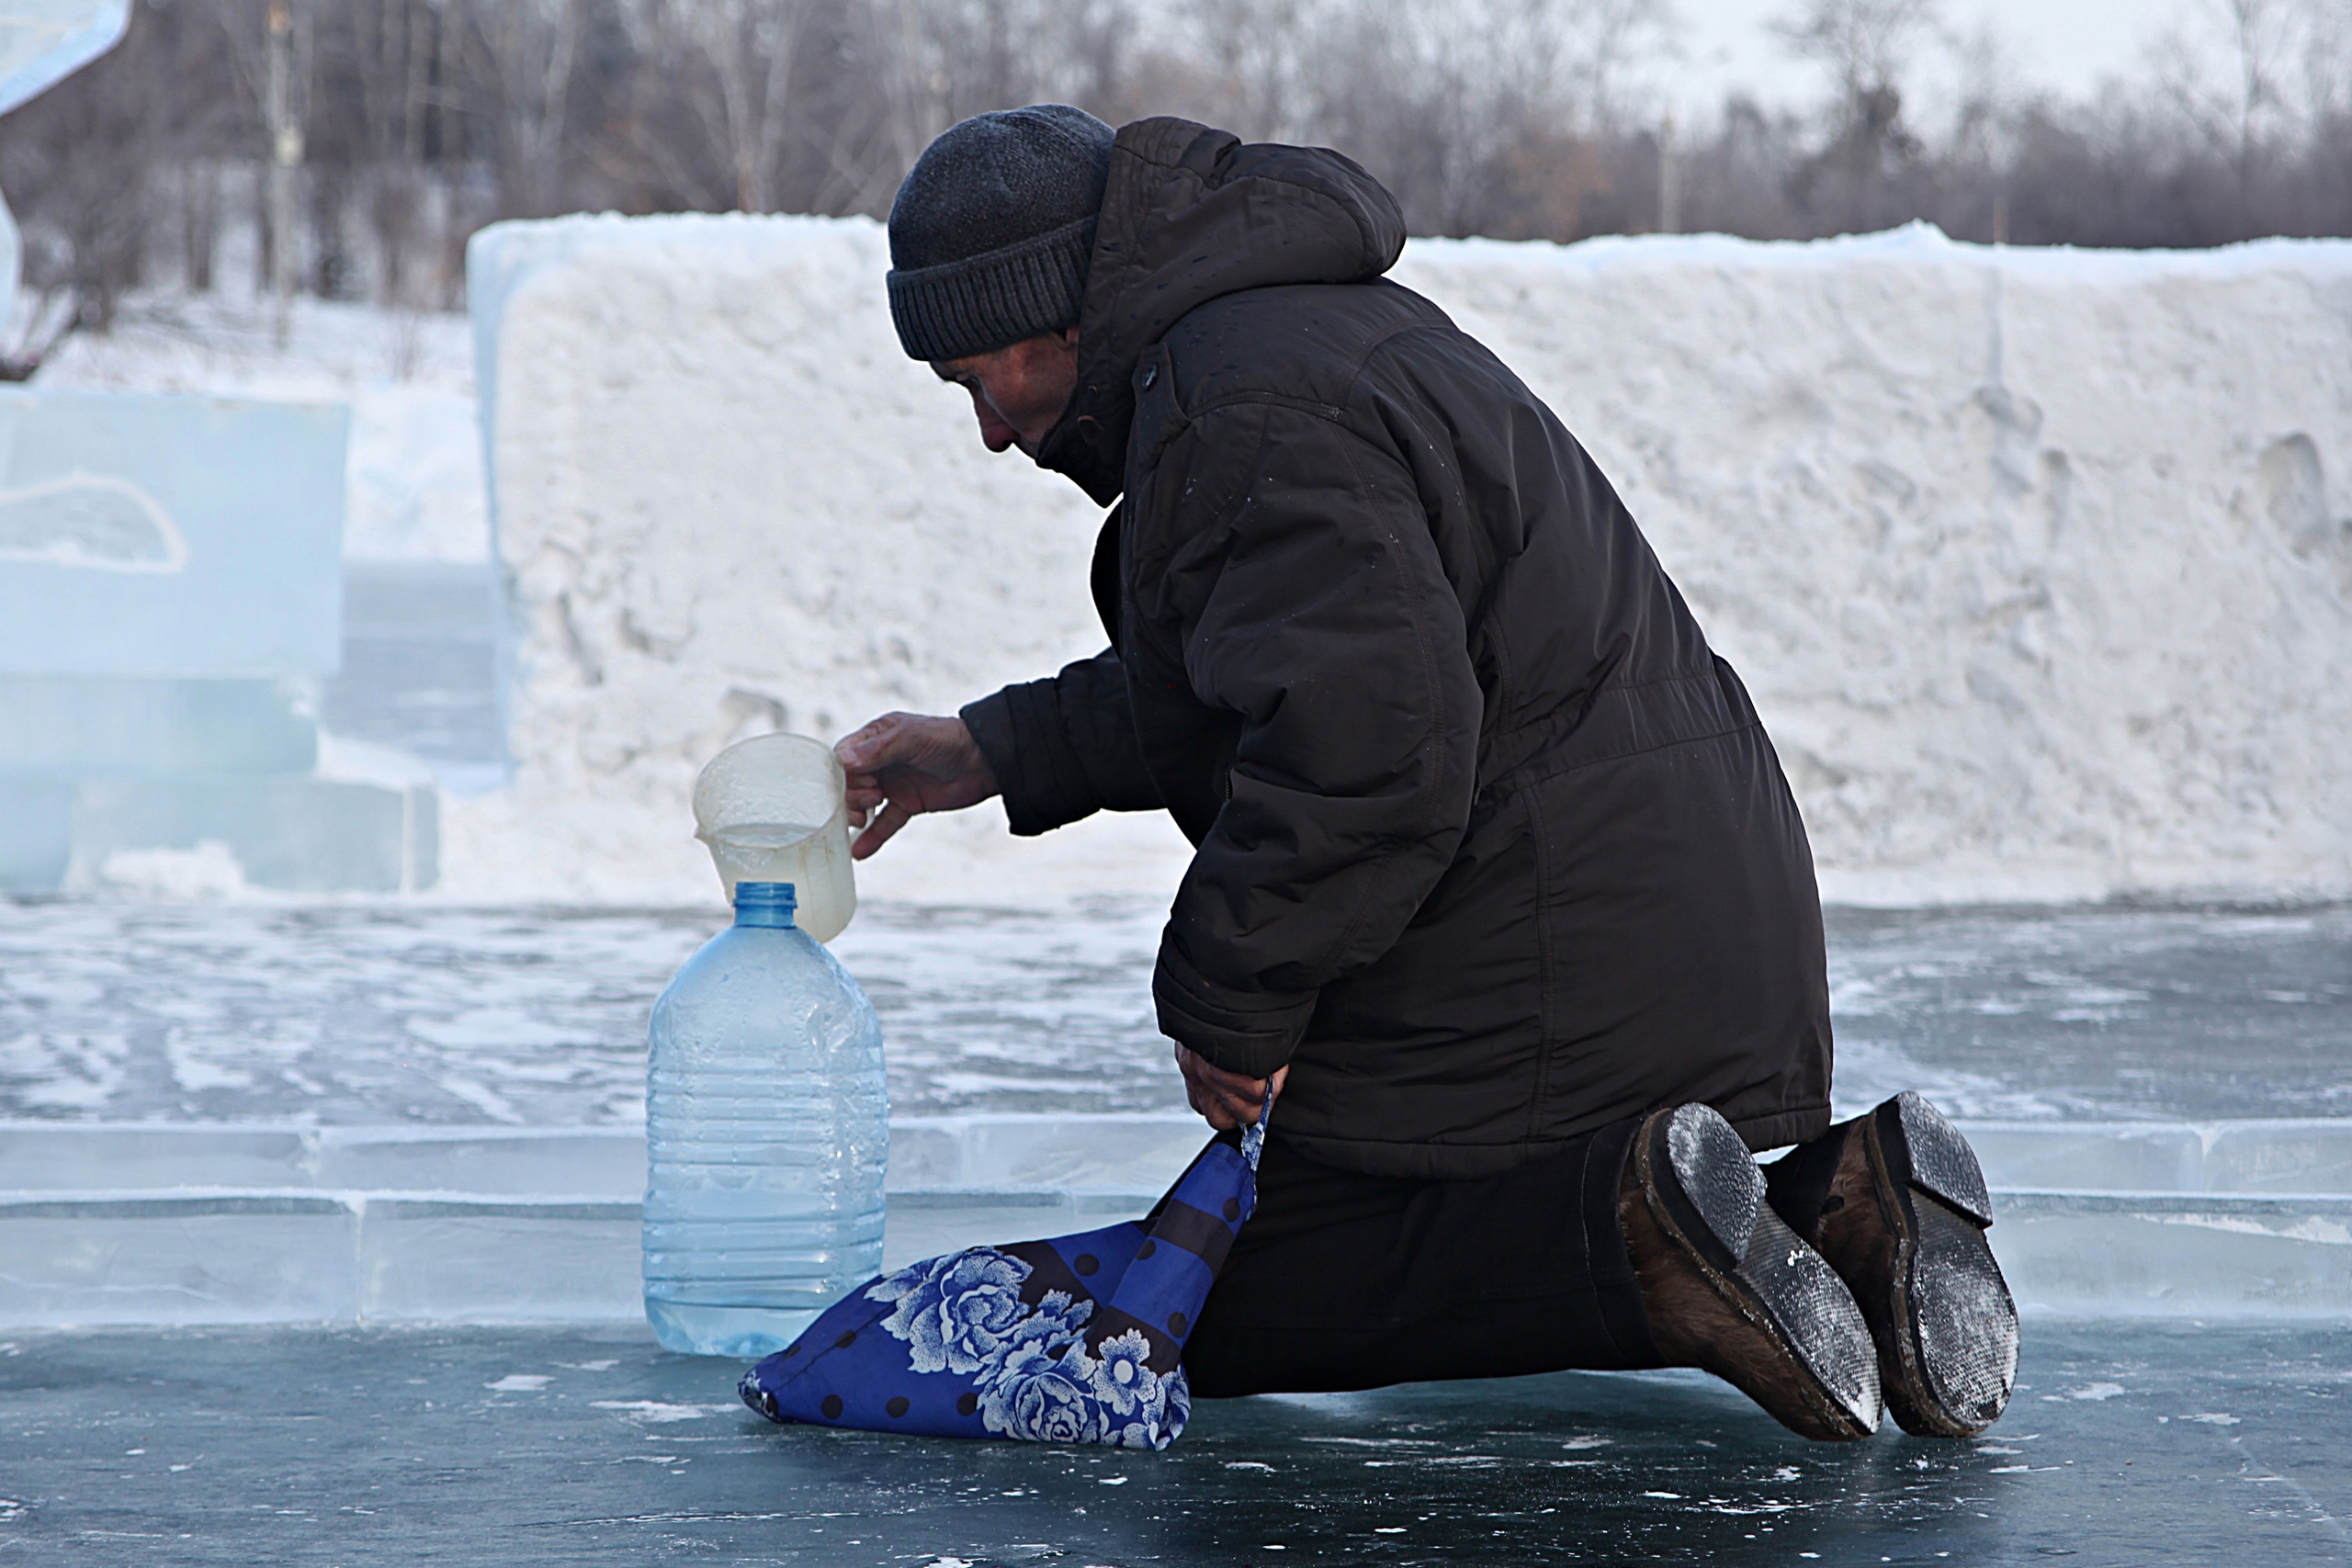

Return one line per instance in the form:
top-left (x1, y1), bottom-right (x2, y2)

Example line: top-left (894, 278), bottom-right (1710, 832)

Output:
top-left (835, 106), bottom-right (2018, 1441)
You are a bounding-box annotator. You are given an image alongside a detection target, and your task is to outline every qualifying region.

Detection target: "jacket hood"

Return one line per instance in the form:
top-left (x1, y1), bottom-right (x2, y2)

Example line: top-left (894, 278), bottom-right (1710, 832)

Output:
top-left (1035, 118), bottom-right (1408, 504)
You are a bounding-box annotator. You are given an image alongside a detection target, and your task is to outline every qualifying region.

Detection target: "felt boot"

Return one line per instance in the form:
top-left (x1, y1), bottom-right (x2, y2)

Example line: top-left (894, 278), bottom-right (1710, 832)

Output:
top-left (1764, 1092), bottom-right (2018, 1438)
top-left (1621, 1103), bottom-right (1882, 1442)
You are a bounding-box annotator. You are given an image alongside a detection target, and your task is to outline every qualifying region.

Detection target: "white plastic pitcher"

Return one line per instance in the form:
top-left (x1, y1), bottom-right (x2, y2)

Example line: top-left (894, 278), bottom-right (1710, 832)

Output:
top-left (692, 733), bottom-right (857, 942)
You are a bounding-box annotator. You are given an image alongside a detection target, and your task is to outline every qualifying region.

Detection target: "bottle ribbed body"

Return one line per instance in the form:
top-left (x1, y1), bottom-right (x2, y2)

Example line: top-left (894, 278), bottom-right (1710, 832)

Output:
top-left (642, 919), bottom-right (887, 1357)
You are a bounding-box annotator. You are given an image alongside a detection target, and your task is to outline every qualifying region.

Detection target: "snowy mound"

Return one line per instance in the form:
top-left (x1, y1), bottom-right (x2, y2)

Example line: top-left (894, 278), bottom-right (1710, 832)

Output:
top-left (466, 216), bottom-right (2352, 907)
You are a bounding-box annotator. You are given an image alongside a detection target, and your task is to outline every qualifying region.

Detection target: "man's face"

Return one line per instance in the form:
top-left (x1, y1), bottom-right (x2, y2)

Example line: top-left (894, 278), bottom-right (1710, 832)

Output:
top-left (933, 326), bottom-right (1080, 457)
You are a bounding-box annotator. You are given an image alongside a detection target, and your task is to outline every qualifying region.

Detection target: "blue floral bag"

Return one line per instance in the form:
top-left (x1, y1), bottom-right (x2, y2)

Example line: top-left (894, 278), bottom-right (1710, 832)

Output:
top-left (739, 1115), bottom-right (1263, 1450)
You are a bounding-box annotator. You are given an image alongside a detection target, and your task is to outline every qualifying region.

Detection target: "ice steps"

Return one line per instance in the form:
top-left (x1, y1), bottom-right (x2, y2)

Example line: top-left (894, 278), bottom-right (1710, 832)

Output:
top-left (2, 1116), bottom-right (2347, 1327)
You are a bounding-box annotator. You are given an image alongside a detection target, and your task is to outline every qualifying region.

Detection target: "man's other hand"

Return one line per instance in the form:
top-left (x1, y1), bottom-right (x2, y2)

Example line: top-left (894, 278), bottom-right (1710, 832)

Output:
top-left (1175, 1043), bottom-right (1288, 1131)
top-left (835, 713), bottom-right (1000, 859)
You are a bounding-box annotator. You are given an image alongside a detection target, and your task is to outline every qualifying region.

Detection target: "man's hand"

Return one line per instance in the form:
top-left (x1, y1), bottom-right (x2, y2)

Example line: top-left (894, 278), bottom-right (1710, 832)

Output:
top-left (1175, 1043), bottom-right (1288, 1132)
top-left (835, 713), bottom-right (1000, 859)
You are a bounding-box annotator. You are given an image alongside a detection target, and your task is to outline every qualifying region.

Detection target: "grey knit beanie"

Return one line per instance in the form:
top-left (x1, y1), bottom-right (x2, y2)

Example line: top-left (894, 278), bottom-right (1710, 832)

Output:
top-left (886, 104), bottom-right (1115, 362)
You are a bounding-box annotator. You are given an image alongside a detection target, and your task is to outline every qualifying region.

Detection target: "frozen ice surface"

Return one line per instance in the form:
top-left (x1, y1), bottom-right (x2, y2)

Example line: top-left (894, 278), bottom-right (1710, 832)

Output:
top-left (841, 902), bottom-right (1173, 1116)
top-left (0, 897), bottom-right (1178, 1124)
top-left (1826, 905), bottom-right (2352, 1122)
top-left (1, 897), bottom-right (2343, 1128)
top-left (0, 1318), bottom-right (2345, 1564)
top-left (0, 902), bottom-right (695, 1124)
top-left (2, 900), bottom-right (2346, 1325)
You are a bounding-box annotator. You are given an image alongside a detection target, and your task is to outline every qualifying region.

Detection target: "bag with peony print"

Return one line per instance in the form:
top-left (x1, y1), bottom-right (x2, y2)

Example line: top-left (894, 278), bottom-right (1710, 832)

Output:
top-left (739, 1111), bottom-right (1265, 1450)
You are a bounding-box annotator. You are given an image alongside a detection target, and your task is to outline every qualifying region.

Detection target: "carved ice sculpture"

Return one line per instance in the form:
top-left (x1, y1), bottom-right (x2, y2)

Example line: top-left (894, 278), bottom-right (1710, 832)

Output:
top-left (0, 4), bottom-right (436, 896)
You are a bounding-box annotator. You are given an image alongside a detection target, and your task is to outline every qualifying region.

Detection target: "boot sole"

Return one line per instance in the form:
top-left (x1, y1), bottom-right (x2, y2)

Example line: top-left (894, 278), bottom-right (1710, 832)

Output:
top-left (1866, 1093), bottom-right (2020, 1438)
top-left (1645, 1104), bottom-right (1881, 1441)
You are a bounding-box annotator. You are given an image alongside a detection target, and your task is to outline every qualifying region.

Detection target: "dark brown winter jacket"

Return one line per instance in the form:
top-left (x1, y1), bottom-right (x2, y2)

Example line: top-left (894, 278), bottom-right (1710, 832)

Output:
top-left (959, 117), bottom-right (1832, 1179)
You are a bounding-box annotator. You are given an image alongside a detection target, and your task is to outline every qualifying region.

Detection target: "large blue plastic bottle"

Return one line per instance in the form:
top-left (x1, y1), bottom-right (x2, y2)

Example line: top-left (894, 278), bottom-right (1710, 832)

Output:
top-left (642, 880), bottom-right (888, 1357)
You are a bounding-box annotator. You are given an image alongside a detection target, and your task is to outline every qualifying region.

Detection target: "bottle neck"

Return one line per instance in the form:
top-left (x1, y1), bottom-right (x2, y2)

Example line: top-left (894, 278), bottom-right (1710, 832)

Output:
top-left (731, 882), bottom-right (797, 929)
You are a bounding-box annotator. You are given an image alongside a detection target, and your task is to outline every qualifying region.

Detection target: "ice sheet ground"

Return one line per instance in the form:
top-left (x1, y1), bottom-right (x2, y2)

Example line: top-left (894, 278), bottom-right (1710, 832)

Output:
top-left (0, 1319), bottom-right (2346, 1566)
top-left (0, 898), bottom-right (1173, 1124)
top-left (1, 897), bottom-right (2343, 1127)
top-left (0, 904), bottom-right (2345, 1555)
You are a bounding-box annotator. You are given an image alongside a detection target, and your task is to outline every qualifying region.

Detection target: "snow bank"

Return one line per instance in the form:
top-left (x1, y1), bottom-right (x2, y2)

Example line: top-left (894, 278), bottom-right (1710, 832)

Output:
top-left (1398, 225), bottom-right (2352, 902)
top-left (466, 217), bottom-right (2352, 907)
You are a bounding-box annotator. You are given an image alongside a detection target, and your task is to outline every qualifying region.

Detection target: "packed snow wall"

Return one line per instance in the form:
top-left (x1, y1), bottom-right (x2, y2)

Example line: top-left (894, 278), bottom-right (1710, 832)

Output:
top-left (466, 217), bottom-right (2352, 907)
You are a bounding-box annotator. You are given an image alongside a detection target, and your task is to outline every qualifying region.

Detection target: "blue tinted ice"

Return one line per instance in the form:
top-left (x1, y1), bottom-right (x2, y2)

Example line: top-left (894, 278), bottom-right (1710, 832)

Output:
top-left (0, 389), bottom-right (345, 678)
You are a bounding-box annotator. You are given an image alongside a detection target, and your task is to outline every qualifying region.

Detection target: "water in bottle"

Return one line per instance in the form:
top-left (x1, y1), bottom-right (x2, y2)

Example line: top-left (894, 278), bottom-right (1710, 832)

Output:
top-left (643, 880), bottom-right (888, 1357)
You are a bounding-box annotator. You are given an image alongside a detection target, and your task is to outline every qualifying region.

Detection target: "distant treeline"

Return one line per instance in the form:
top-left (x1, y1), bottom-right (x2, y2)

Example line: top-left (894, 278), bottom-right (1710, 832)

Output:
top-left (5, 0), bottom-right (2350, 334)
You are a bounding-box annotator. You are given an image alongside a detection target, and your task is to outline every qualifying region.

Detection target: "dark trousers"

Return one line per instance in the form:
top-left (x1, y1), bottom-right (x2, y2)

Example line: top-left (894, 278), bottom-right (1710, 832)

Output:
top-left (1182, 1117), bottom-right (1664, 1397)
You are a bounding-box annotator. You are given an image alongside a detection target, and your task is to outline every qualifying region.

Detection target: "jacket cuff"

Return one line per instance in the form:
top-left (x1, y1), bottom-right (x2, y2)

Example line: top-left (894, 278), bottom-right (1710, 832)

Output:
top-left (1152, 938), bottom-right (1318, 1079)
top-left (961, 682), bottom-right (1098, 838)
